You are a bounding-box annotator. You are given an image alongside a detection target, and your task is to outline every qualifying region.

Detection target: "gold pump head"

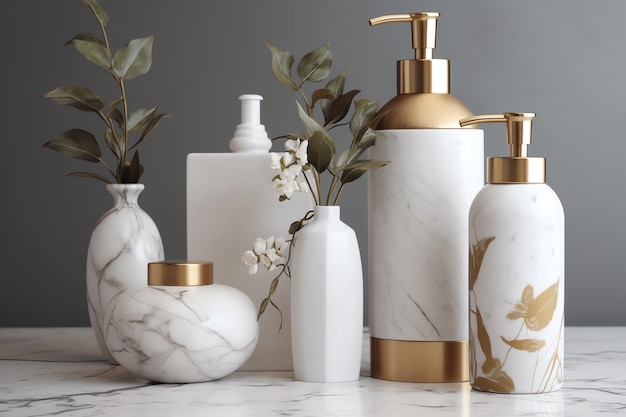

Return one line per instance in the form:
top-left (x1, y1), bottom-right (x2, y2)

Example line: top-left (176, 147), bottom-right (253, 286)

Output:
top-left (370, 13), bottom-right (439, 60)
top-left (369, 12), bottom-right (449, 95)
top-left (369, 12), bottom-right (473, 129)
top-left (459, 112), bottom-right (546, 184)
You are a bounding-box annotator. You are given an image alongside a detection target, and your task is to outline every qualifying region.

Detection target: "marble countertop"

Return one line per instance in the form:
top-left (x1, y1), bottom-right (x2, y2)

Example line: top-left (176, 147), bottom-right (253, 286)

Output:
top-left (0, 327), bottom-right (624, 416)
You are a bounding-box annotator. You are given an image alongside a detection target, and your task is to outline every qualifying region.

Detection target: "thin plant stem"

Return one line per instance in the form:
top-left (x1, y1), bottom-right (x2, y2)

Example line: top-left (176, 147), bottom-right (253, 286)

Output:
top-left (118, 78), bottom-right (129, 181)
top-left (256, 210), bottom-right (313, 331)
top-left (303, 171), bottom-right (319, 206)
top-left (311, 167), bottom-right (322, 206)
top-left (326, 176), bottom-right (340, 207)
top-left (332, 182), bottom-right (347, 206)
top-left (297, 88), bottom-right (313, 117)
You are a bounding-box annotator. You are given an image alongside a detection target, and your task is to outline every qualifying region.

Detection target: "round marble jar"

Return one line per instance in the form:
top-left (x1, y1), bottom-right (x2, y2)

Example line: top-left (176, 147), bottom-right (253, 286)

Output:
top-left (103, 261), bottom-right (259, 383)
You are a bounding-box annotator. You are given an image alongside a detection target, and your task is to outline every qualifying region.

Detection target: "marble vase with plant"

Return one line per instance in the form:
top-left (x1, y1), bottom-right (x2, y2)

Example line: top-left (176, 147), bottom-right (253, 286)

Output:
top-left (242, 40), bottom-right (388, 382)
top-left (42, 0), bottom-right (169, 364)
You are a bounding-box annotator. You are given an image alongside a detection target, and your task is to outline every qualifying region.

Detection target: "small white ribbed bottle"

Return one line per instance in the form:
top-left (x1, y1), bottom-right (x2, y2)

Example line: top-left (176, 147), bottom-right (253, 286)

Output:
top-left (461, 112), bottom-right (564, 394)
top-left (186, 94), bottom-right (312, 371)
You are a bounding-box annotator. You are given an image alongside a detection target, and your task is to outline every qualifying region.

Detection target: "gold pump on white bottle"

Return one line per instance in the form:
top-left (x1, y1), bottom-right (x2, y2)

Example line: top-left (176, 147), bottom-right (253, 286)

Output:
top-left (461, 113), bottom-right (564, 393)
top-left (368, 12), bottom-right (484, 383)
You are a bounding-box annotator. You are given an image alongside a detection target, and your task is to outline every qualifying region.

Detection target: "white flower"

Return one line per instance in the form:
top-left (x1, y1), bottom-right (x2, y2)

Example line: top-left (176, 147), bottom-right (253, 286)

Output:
top-left (295, 140), bottom-right (308, 165)
top-left (242, 235), bottom-right (289, 274)
top-left (275, 237), bottom-right (288, 254)
top-left (282, 151), bottom-right (295, 167)
top-left (273, 165), bottom-right (304, 199)
top-left (270, 153), bottom-right (282, 171)
top-left (260, 254), bottom-right (272, 270)
top-left (242, 250), bottom-right (259, 274)
top-left (253, 237), bottom-right (266, 255)
top-left (285, 138), bottom-right (308, 166)
top-left (285, 138), bottom-right (299, 152)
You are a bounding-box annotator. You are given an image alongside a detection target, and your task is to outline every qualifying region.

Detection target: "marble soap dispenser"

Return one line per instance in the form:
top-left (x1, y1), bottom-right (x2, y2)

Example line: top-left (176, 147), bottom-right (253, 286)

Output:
top-left (368, 12), bottom-right (484, 382)
top-left (186, 94), bottom-right (312, 371)
top-left (104, 261), bottom-right (259, 383)
top-left (460, 113), bottom-right (564, 393)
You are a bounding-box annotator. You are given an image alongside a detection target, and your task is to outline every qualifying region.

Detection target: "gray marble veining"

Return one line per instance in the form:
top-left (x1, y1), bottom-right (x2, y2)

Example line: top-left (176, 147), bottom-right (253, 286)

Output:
top-left (1, 327), bottom-right (625, 416)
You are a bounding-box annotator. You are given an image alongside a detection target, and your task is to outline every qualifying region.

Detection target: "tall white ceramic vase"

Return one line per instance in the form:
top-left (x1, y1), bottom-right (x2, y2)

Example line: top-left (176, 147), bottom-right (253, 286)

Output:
top-left (290, 205), bottom-right (363, 382)
top-left (86, 184), bottom-right (164, 364)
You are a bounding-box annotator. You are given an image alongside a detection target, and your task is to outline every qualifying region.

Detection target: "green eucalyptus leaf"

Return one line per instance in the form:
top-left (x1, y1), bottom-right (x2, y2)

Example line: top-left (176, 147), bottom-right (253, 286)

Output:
top-left (329, 147), bottom-right (368, 176)
top-left (108, 96), bottom-right (123, 112)
top-left (354, 107), bottom-right (391, 147)
top-left (71, 38), bottom-right (112, 70)
top-left (350, 97), bottom-right (378, 136)
top-left (127, 107), bottom-right (157, 132)
top-left (340, 160), bottom-right (388, 184)
top-left (42, 85), bottom-right (103, 113)
top-left (104, 128), bottom-right (120, 158)
top-left (112, 36), bottom-right (154, 80)
top-left (269, 277), bottom-right (280, 295)
top-left (289, 220), bottom-right (304, 235)
top-left (43, 129), bottom-right (101, 162)
top-left (83, 0), bottom-right (109, 26)
top-left (296, 101), bottom-right (330, 142)
top-left (357, 128), bottom-right (376, 150)
top-left (64, 32), bottom-right (104, 47)
top-left (108, 107), bottom-right (124, 128)
top-left (120, 151), bottom-right (143, 183)
top-left (264, 38), bottom-right (298, 90)
top-left (257, 298), bottom-right (269, 320)
top-left (325, 89), bottom-right (360, 127)
top-left (307, 131), bottom-right (334, 174)
top-left (311, 88), bottom-right (333, 108)
top-left (66, 171), bottom-right (112, 183)
top-left (131, 113), bottom-right (170, 150)
top-left (321, 66), bottom-right (348, 120)
top-left (297, 43), bottom-right (332, 83)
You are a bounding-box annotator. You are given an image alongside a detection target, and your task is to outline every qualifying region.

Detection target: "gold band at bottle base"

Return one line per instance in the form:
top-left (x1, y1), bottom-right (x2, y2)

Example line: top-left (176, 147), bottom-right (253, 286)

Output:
top-left (371, 337), bottom-right (469, 382)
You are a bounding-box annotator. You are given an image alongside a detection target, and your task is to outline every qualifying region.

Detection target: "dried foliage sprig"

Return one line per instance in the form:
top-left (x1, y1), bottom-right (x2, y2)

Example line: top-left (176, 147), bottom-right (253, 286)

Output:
top-left (42, 0), bottom-right (170, 184)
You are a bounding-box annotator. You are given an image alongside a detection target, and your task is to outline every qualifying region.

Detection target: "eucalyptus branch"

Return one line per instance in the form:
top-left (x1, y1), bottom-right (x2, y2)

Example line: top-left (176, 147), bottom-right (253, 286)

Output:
top-left (41, 0), bottom-right (169, 185)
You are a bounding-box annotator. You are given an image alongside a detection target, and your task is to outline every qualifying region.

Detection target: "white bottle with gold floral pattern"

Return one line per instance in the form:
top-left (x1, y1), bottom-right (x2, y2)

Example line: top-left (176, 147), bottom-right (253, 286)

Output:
top-left (461, 113), bottom-right (564, 394)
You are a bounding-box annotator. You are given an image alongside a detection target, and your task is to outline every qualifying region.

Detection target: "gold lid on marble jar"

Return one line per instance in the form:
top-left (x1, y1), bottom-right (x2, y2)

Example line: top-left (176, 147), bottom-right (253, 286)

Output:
top-left (148, 261), bottom-right (214, 286)
top-left (460, 112), bottom-right (546, 184)
top-left (369, 12), bottom-right (473, 129)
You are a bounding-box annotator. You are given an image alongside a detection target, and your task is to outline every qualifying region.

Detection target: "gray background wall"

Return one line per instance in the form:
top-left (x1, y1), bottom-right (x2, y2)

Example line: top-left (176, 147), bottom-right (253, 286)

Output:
top-left (1, 0), bottom-right (624, 327)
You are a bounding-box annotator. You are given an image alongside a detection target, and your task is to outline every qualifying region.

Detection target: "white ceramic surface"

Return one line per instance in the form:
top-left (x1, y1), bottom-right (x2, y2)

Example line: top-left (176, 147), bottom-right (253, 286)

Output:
top-left (368, 129), bottom-right (484, 342)
top-left (1, 327), bottom-right (624, 416)
top-left (469, 183), bottom-right (565, 393)
top-left (187, 153), bottom-right (312, 371)
top-left (103, 283), bottom-right (259, 383)
top-left (86, 184), bottom-right (164, 364)
top-left (290, 205), bottom-right (363, 382)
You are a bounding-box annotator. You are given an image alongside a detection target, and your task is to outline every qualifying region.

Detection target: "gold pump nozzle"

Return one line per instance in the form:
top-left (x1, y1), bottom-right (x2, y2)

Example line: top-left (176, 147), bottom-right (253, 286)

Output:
top-left (459, 112), bottom-right (546, 184)
top-left (369, 12), bottom-right (449, 95)
top-left (369, 13), bottom-right (439, 60)
top-left (369, 12), bottom-right (473, 129)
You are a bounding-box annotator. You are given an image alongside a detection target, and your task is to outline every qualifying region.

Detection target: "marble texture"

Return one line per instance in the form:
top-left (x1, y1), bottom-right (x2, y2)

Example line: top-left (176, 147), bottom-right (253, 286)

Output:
top-left (86, 184), bottom-right (164, 364)
top-left (1, 327), bottom-right (625, 416)
top-left (104, 284), bottom-right (259, 383)
top-left (469, 184), bottom-right (565, 393)
top-left (369, 129), bottom-right (484, 341)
